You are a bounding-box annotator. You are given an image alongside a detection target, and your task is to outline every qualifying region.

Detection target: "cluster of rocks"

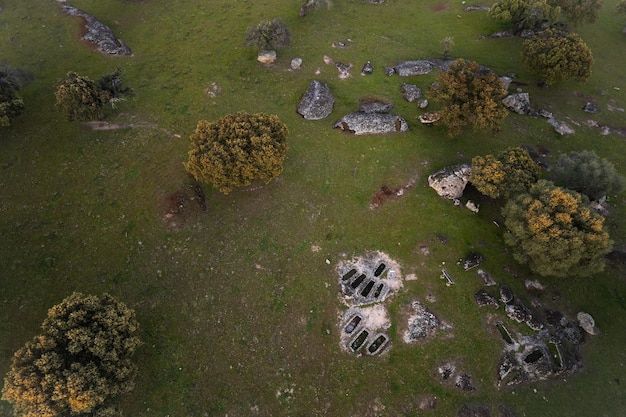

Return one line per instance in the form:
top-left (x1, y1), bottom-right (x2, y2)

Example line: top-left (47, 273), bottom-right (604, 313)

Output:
top-left (436, 362), bottom-right (477, 392)
top-left (404, 301), bottom-right (444, 342)
top-left (502, 91), bottom-right (576, 135)
top-left (469, 267), bottom-right (595, 385)
top-left (426, 164), bottom-right (480, 212)
top-left (57, 1), bottom-right (132, 56)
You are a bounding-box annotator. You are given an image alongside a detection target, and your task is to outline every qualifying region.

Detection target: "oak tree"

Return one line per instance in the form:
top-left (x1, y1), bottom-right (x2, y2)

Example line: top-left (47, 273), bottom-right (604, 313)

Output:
top-left (552, 150), bottom-right (625, 200)
top-left (245, 18), bottom-right (291, 51)
top-left (185, 112), bottom-right (288, 194)
top-left (503, 180), bottom-right (612, 278)
top-left (553, 0), bottom-right (604, 25)
top-left (428, 59), bottom-right (509, 137)
top-left (522, 28), bottom-right (593, 86)
top-left (488, 0), bottom-right (561, 30)
top-left (470, 147), bottom-right (541, 199)
top-left (55, 72), bottom-right (108, 121)
top-left (1, 293), bottom-right (141, 417)
top-left (0, 67), bottom-right (26, 127)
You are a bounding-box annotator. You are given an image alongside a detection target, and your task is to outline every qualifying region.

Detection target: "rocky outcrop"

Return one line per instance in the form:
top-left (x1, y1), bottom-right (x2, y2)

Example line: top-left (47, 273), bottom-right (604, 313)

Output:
top-left (547, 118), bottom-right (575, 135)
top-left (577, 312), bottom-right (598, 335)
top-left (392, 60), bottom-right (434, 76)
top-left (502, 93), bottom-right (530, 114)
top-left (297, 80), bottom-right (335, 120)
top-left (334, 112), bottom-right (408, 135)
top-left (59, 2), bottom-right (132, 56)
top-left (257, 50), bottom-right (277, 64)
top-left (427, 164), bottom-right (471, 199)
top-left (358, 98), bottom-right (393, 113)
top-left (402, 83), bottom-right (423, 102)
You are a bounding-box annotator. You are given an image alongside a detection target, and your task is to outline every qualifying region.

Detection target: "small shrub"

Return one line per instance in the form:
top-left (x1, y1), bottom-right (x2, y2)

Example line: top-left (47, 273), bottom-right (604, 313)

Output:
top-left (245, 18), bottom-right (291, 51)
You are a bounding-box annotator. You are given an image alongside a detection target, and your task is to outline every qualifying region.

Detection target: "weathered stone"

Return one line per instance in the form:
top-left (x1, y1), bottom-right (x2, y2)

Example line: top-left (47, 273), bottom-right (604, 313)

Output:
top-left (577, 311), bottom-right (597, 335)
top-left (401, 83), bottom-right (422, 102)
top-left (502, 93), bottom-right (530, 114)
top-left (417, 98), bottom-right (429, 109)
top-left (499, 284), bottom-right (514, 304)
top-left (361, 61), bottom-right (374, 75)
top-left (539, 109), bottom-right (553, 119)
top-left (547, 118), bottom-right (575, 135)
top-left (582, 102), bottom-right (600, 113)
top-left (393, 60), bottom-right (433, 76)
top-left (335, 62), bottom-right (353, 79)
top-left (358, 98), bottom-right (393, 113)
top-left (427, 164), bottom-right (471, 200)
top-left (257, 50), bottom-right (277, 64)
top-left (59, 3), bottom-right (132, 55)
top-left (505, 304), bottom-right (529, 323)
top-left (465, 200), bottom-right (479, 213)
top-left (404, 301), bottom-right (440, 342)
top-left (419, 111), bottom-right (441, 124)
top-left (524, 279), bottom-right (545, 291)
top-left (334, 112), bottom-right (408, 135)
top-left (474, 289), bottom-right (499, 308)
top-left (383, 66), bottom-right (395, 76)
top-left (290, 57), bottom-right (303, 70)
top-left (297, 80), bottom-right (335, 120)
top-left (455, 373), bottom-right (476, 391)
top-left (463, 252), bottom-right (484, 270)
top-left (500, 76), bottom-right (512, 91)
top-left (477, 269), bottom-right (496, 286)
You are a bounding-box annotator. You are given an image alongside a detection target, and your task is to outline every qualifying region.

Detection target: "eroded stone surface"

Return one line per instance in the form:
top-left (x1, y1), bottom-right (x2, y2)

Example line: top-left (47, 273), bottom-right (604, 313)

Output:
top-left (334, 112), bottom-right (408, 135)
top-left (297, 80), bottom-right (335, 120)
top-left (428, 164), bottom-right (471, 199)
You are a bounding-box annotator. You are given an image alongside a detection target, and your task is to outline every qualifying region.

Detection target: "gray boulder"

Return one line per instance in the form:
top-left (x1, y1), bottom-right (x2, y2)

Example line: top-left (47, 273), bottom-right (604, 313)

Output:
top-left (297, 80), bottom-right (335, 120)
top-left (257, 50), bottom-right (277, 64)
top-left (547, 118), bottom-right (575, 135)
top-left (361, 61), bottom-right (374, 75)
top-left (502, 93), bottom-right (530, 114)
top-left (393, 60), bottom-right (433, 76)
top-left (334, 112), bottom-right (408, 135)
top-left (401, 83), bottom-right (423, 102)
top-left (582, 102), bottom-right (600, 113)
top-left (291, 57), bottom-right (303, 70)
top-left (427, 164), bottom-right (471, 199)
top-left (577, 311), bottom-right (597, 335)
top-left (60, 3), bottom-right (132, 55)
top-left (358, 98), bottom-right (393, 113)
top-left (474, 289), bottom-right (499, 308)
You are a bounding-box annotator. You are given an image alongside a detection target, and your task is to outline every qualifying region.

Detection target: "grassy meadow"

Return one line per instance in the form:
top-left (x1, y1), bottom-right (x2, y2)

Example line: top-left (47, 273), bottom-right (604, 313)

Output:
top-left (1, 0), bottom-right (626, 416)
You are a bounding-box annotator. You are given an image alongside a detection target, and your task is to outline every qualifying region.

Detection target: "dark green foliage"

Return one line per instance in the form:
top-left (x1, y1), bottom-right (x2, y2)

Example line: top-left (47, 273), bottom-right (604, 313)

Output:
top-left (618, 0), bottom-right (626, 14)
top-left (1, 293), bottom-right (141, 417)
top-left (521, 28), bottom-right (593, 86)
top-left (553, 0), bottom-right (603, 25)
top-left (428, 59), bottom-right (509, 137)
top-left (470, 147), bottom-right (541, 199)
top-left (552, 150), bottom-right (625, 200)
top-left (503, 180), bottom-right (612, 278)
top-left (245, 18), bottom-right (291, 51)
top-left (0, 66), bottom-right (26, 127)
top-left (185, 112), bottom-right (289, 194)
top-left (55, 72), bottom-right (109, 122)
top-left (488, 0), bottom-right (561, 30)
top-left (96, 68), bottom-right (133, 107)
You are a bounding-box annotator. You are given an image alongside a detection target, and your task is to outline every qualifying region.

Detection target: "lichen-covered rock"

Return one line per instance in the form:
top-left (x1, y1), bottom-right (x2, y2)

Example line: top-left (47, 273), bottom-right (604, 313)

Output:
top-left (401, 83), bottom-right (422, 102)
top-left (499, 284), bottom-right (514, 304)
top-left (59, 3), bottom-right (132, 55)
top-left (358, 98), bottom-right (393, 114)
top-left (404, 301), bottom-right (440, 342)
top-left (393, 60), bottom-right (433, 76)
top-left (297, 80), bottom-right (335, 120)
top-left (419, 111), bottom-right (441, 124)
top-left (547, 118), bottom-right (575, 135)
top-left (502, 93), bottom-right (530, 114)
top-left (427, 164), bottom-right (471, 199)
top-left (577, 311), bottom-right (597, 335)
top-left (474, 289), bottom-right (499, 308)
top-left (334, 112), bottom-right (408, 135)
top-left (361, 61), bottom-right (374, 75)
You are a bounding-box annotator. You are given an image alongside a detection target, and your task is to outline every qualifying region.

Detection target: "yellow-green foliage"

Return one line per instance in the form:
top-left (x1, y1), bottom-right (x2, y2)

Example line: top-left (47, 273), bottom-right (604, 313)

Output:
top-left (503, 180), bottom-right (612, 278)
top-left (488, 0), bottom-right (561, 29)
top-left (55, 72), bottom-right (109, 122)
top-left (1, 293), bottom-right (141, 417)
top-left (553, 0), bottom-right (604, 25)
top-left (522, 28), bottom-right (593, 86)
top-left (428, 59), bottom-right (509, 137)
top-left (185, 112), bottom-right (288, 194)
top-left (470, 147), bottom-right (541, 199)
top-left (0, 70), bottom-right (25, 127)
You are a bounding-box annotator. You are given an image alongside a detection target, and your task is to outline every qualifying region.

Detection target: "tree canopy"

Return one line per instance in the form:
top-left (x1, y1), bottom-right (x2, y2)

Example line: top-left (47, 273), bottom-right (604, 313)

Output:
top-left (0, 67), bottom-right (26, 127)
top-left (55, 72), bottom-right (109, 121)
top-left (521, 28), bottom-right (593, 86)
top-left (185, 112), bottom-right (289, 194)
top-left (470, 147), bottom-right (541, 199)
top-left (553, 0), bottom-right (604, 25)
top-left (245, 18), bottom-right (291, 51)
top-left (488, 0), bottom-right (561, 30)
top-left (552, 150), bottom-right (625, 200)
top-left (428, 59), bottom-right (509, 137)
top-left (1, 293), bottom-right (141, 417)
top-left (618, 0), bottom-right (626, 14)
top-left (502, 180), bottom-right (612, 278)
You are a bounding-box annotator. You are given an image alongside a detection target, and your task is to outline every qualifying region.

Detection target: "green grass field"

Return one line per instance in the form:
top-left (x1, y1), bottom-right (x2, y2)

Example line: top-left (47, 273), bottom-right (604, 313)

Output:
top-left (1, 0), bottom-right (626, 416)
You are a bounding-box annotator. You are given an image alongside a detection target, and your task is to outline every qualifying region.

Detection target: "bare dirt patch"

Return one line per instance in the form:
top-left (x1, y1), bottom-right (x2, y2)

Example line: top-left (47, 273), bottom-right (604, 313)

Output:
top-left (370, 174), bottom-right (418, 209)
top-left (159, 179), bottom-right (207, 230)
top-left (432, 2), bottom-right (450, 11)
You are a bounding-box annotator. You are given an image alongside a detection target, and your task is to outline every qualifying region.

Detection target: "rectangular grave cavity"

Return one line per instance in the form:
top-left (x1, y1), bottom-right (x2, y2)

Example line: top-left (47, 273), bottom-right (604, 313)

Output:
top-left (336, 254), bottom-right (401, 306)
